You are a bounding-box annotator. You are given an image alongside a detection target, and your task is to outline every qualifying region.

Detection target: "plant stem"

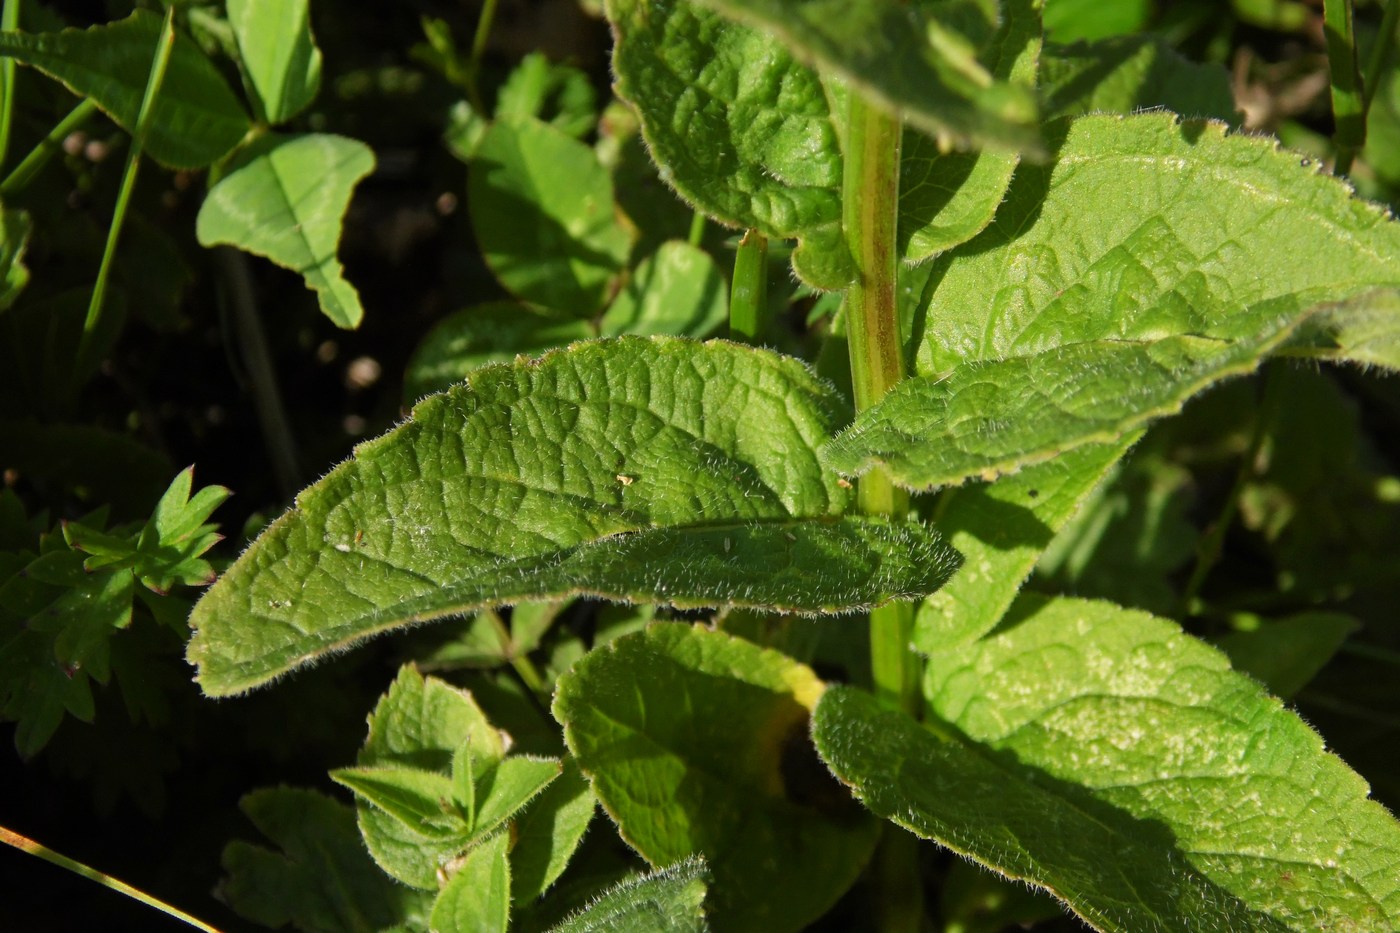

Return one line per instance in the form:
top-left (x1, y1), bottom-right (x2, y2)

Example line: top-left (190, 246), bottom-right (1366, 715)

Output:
top-left (728, 228), bottom-right (768, 343)
top-left (0, 825), bottom-right (223, 932)
top-left (78, 3), bottom-right (176, 370)
top-left (1363, 0), bottom-right (1400, 110)
top-left (843, 92), bottom-right (916, 716)
top-left (687, 209), bottom-right (706, 247)
top-left (464, 0), bottom-right (501, 115)
top-left (0, 97), bottom-right (98, 198)
top-left (1324, 0), bottom-right (1365, 175)
top-left (0, 0), bottom-right (21, 172)
top-left (484, 607), bottom-right (546, 693)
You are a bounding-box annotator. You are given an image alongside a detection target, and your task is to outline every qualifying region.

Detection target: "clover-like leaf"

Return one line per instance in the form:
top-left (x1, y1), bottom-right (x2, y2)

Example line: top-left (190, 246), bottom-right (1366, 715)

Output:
top-left (554, 623), bottom-right (878, 932)
top-left (826, 114), bottom-right (1400, 490)
top-left (196, 133), bottom-right (375, 329)
top-left (0, 11), bottom-right (249, 168)
top-left (188, 338), bottom-right (959, 697)
top-left (816, 595), bottom-right (1400, 931)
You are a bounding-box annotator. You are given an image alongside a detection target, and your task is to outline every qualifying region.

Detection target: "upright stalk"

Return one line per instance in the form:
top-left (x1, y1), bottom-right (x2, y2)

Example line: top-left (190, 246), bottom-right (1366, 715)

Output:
top-left (843, 93), bottom-right (916, 716)
top-left (1323, 0), bottom-right (1365, 175)
top-left (0, 98), bottom-right (98, 197)
top-left (0, 0), bottom-right (21, 172)
top-left (728, 228), bottom-right (769, 343)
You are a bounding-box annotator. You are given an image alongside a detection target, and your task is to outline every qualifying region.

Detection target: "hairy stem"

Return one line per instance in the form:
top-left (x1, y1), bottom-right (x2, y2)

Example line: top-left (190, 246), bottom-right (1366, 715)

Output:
top-left (1, 825), bottom-right (222, 932)
top-left (728, 229), bottom-right (769, 343)
top-left (79, 3), bottom-right (176, 369)
top-left (843, 92), bottom-right (916, 716)
top-left (0, 98), bottom-right (98, 197)
top-left (1324, 0), bottom-right (1365, 175)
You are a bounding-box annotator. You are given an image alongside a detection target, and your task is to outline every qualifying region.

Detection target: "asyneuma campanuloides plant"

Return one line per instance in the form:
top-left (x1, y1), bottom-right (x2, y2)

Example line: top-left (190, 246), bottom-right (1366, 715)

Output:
top-left (184, 0), bottom-right (1400, 930)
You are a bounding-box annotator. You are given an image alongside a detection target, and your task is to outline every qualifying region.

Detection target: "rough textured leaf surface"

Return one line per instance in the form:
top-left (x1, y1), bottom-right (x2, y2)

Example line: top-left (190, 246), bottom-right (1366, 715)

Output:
top-left (826, 114), bottom-right (1400, 489)
top-left (188, 338), bottom-right (957, 696)
top-left (1041, 35), bottom-right (1238, 122)
top-left (0, 11), bottom-right (249, 168)
top-left (196, 133), bottom-right (374, 329)
top-left (819, 596), bottom-right (1400, 930)
top-left (548, 857), bottom-right (709, 932)
top-left (695, 0), bottom-right (1039, 151)
top-left (554, 623), bottom-right (877, 932)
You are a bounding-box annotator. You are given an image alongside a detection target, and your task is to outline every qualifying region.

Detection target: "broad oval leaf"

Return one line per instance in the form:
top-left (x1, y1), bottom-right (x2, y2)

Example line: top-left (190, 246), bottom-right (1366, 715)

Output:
top-left (554, 623), bottom-right (878, 932)
top-left (227, 0), bottom-right (323, 125)
top-left (547, 857), bottom-right (709, 933)
top-left (197, 132), bottom-right (375, 329)
top-left (825, 114), bottom-right (1400, 489)
top-left (0, 11), bottom-right (249, 169)
top-left (694, 0), bottom-right (1039, 152)
top-left (817, 595), bottom-right (1400, 931)
top-left (187, 337), bottom-right (959, 696)
top-left (469, 116), bottom-right (632, 315)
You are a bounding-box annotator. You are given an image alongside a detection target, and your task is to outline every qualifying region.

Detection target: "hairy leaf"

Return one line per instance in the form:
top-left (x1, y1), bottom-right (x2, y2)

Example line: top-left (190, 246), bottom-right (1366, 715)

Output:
top-left (695, 0), bottom-right (1039, 151)
top-left (512, 757), bottom-right (596, 905)
top-left (554, 623), bottom-right (878, 932)
top-left (818, 595), bottom-right (1400, 930)
top-left (331, 766), bottom-right (466, 835)
top-left (0, 11), bottom-right (249, 168)
top-left (188, 338), bottom-right (958, 697)
top-left (429, 832), bottom-right (511, 933)
top-left (548, 857), bottom-right (709, 933)
top-left (826, 114), bottom-right (1400, 489)
top-left (1041, 35), bottom-right (1239, 122)
top-left (196, 133), bottom-right (375, 329)
top-left (227, 0), bottom-right (322, 125)
top-left (469, 116), bottom-right (632, 315)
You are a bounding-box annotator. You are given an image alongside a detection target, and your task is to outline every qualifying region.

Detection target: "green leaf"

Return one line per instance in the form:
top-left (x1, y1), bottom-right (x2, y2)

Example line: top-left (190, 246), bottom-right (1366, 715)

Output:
top-left (187, 338), bottom-right (958, 696)
top-left (694, 0), bottom-right (1039, 152)
top-left (1042, 0), bottom-right (1151, 42)
top-left (825, 114), bottom-right (1400, 490)
top-left (0, 11), bottom-right (249, 169)
top-left (1216, 612), bottom-right (1360, 699)
top-left (818, 601), bottom-right (1400, 929)
top-left (197, 132), bottom-right (374, 329)
top-left (1041, 35), bottom-right (1239, 123)
top-left (512, 757), bottom-right (596, 905)
top-left (474, 756), bottom-right (562, 837)
top-left (554, 623), bottom-right (878, 932)
top-left (496, 51), bottom-right (598, 139)
top-left (404, 302), bottom-right (595, 402)
top-left (429, 832), bottom-right (511, 933)
top-left (469, 117), bottom-right (632, 315)
top-left (898, 0), bottom-right (1041, 262)
top-left (600, 241), bottom-right (727, 337)
top-left (330, 766), bottom-right (467, 835)
top-left (547, 857), bottom-right (709, 933)
top-left (131, 465), bottom-right (230, 593)
top-left (353, 666), bottom-right (505, 889)
top-left (0, 206), bottom-right (31, 311)
top-left (0, 629), bottom-right (95, 758)
top-left (1297, 289), bottom-right (1400, 371)
top-left (828, 594), bottom-right (1400, 930)
top-left (914, 438), bottom-right (1136, 653)
top-left (605, 0), bottom-right (851, 289)
top-left (222, 788), bottom-right (431, 933)
top-left (227, 0), bottom-right (323, 125)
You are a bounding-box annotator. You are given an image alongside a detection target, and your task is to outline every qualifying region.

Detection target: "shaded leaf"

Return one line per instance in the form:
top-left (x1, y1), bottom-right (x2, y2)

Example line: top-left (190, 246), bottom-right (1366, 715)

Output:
top-left (512, 757), bottom-right (596, 904)
top-left (0, 11), bottom-right (249, 168)
top-left (1041, 35), bottom-right (1239, 123)
top-left (227, 0), bottom-right (323, 125)
top-left (600, 241), bottom-right (727, 337)
top-left (554, 623), bottom-right (878, 932)
top-left (429, 832), bottom-right (511, 933)
top-left (496, 51), bottom-right (598, 139)
top-left (547, 857), bottom-right (709, 933)
top-left (188, 338), bottom-right (958, 696)
top-left (0, 206), bottom-right (30, 311)
top-left (196, 133), bottom-right (375, 329)
top-left (1216, 612), bottom-right (1360, 699)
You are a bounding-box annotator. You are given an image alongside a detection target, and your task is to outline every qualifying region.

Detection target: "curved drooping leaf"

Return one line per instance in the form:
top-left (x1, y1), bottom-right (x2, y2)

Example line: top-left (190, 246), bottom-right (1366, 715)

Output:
top-left (196, 133), bottom-right (375, 329)
top-left (600, 241), bottom-right (728, 337)
top-left (469, 117), bottom-right (632, 315)
top-left (227, 0), bottom-right (323, 125)
top-left (1041, 35), bottom-right (1239, 122)
top-left (817, 595), bottom-right (1400, 931)
top-left (0, 11), bottom-right (249, 169)
top-left (913, 437), bottom-right (1137, 653)
top-left (187, 338), bottom-right (959, 696)
top-left (695, 0), bottom-right (1039, 152)
top-left (605, 0), bottom-right (851, 288)
top-left (554, 623), bottom-right (878, 932)
top-left (548, 857), bottom-right (709, 933)
top-left (898, 0), bottom-right (1041, 262)
top-left (403, 303), bottom-right (594, 402)
top-left (825, 114), bottom-right (1400, 489)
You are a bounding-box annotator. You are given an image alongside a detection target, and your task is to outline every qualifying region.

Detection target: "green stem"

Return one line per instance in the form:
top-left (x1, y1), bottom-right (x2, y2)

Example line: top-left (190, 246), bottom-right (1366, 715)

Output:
top-left (1363, 0), bottom-right (1400, 111)
top-left (484, 608), bottom-right (545, 693)
top-left (78, 3), bottom-right (176, 369)
top-left (0, 0), bottom-right (21, 173)
top-left (687, 209), bottom-right (706, 247)
top-left (1324, 0), bottom-right (1365, 175)
top-left (1, 825), bottom-right (222, 932)
top-left (464, 0), bottom-right (501, 114)
top-left (0, 97), bottom-right (98, 198)
top-left (728, 229), bottom-right (768, 343)
top-left (843, 92), bottom-right (916, 716)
